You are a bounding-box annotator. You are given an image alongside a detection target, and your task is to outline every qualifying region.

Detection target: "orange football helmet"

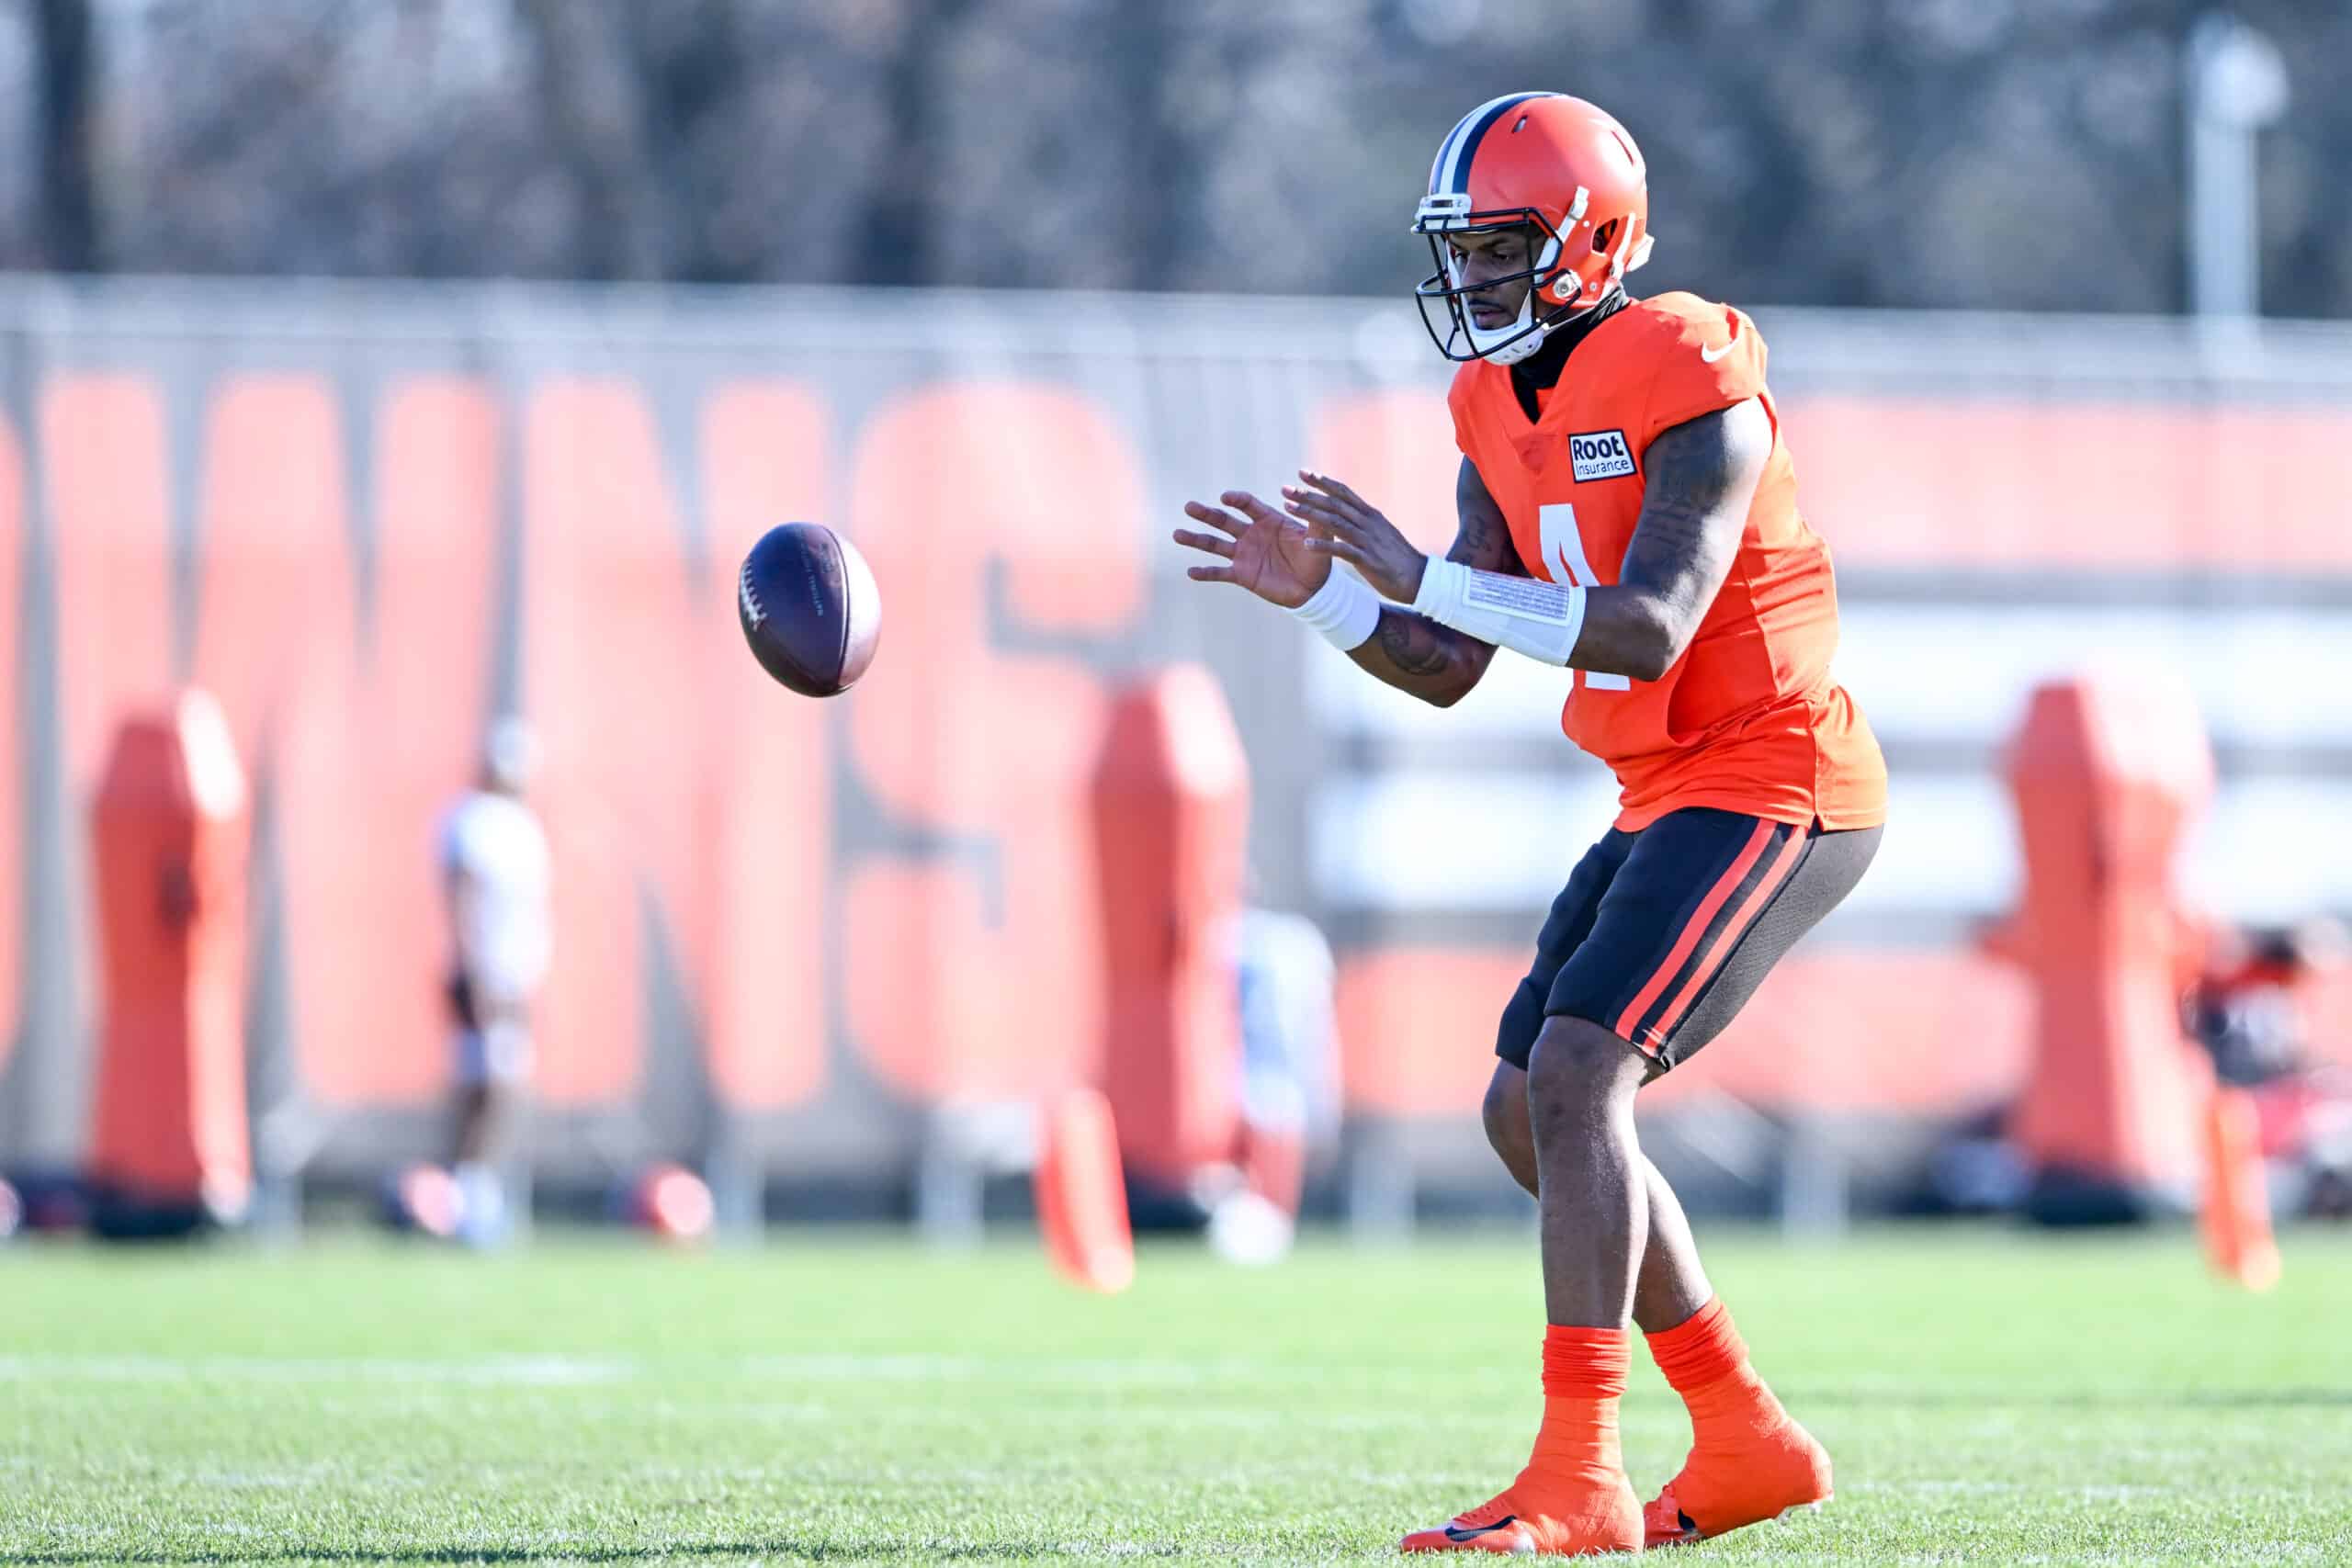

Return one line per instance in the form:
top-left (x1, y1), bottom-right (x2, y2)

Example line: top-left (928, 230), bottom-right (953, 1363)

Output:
top-left (1412, 93), bottom-right (1654, 364)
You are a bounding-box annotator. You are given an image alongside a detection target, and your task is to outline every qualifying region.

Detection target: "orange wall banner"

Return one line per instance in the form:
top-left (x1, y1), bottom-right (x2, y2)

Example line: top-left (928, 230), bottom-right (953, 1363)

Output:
top-left (1337, 947), bottom-right (2039, 1121)
top-left (3, 286), bottom-right (2346, 1187)
top-left (697, 382), bottom-right (833, 1113)
top-left (843, 383), bottom-right (1144, 1102)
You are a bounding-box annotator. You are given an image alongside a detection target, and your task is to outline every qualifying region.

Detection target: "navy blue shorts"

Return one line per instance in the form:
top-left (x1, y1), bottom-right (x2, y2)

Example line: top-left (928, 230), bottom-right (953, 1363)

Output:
top-left (1496, 808), bottom-right (1880, 1074)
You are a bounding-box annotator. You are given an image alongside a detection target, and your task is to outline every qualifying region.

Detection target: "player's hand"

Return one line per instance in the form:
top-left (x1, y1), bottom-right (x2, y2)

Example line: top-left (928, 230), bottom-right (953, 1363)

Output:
top-left (1283, 471), bottom-right (1430, 604)
top-left (1173, 490), bottom-right (1330, 609)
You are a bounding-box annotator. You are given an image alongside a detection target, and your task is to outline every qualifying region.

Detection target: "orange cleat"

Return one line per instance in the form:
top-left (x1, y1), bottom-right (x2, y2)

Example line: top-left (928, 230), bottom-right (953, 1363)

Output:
top-left (1640, 1421), bottom-right (1831, 1548)
top-left (1402, 1483), bottom-right (1644, 1557)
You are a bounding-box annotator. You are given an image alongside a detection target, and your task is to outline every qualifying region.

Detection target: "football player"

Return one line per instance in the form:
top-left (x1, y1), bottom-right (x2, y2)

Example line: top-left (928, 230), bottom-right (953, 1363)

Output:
top-left (437, 716), bottom-right (550, 1247)
top-left (1175, 93), bottom-right (1886, 1555)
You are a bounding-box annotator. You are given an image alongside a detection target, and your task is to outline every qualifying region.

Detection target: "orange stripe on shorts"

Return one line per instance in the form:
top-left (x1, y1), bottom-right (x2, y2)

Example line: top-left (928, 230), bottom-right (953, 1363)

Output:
top-left (1644, 827), bottom-right (1811, 1047)
top-left (1611, 818), bottom-right (1777, 1047)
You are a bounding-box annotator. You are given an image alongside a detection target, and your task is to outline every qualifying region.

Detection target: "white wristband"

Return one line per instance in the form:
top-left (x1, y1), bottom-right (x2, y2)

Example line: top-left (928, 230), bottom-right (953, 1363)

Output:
top-left (1410, 557), bottom-right (1587, 666)
top-left (1289, 567), bottom-right (1383, 651)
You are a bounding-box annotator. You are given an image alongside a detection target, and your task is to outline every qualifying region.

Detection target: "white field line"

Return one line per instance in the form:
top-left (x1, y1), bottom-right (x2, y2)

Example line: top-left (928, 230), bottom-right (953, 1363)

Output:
top-left (0, 1349), bottom-right (1323, 1389)
top-left (0, 1353), bottom-right (639, 1385)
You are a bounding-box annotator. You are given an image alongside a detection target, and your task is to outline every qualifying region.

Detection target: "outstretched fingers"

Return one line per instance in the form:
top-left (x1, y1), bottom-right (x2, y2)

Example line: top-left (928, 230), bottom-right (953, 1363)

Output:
top-left (1299, 468), bottom-right (1372, 510)
top-left (1170, 526), bottom-right (1237, 560)
top-left (1220, 489), bottom-right (1290, 527)
top-left (1182, 499), bottom-right (1247, 536)
top-left (1301, 534), bottom-right (1365, 564)
top-left (1282, 486), bottom-right (1360, 535)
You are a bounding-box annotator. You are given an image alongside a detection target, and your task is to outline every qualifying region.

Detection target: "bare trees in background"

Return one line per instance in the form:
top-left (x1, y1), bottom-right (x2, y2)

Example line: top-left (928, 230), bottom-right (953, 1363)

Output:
top-left (31, 0), bottom-right (96, 271)
top-left (0, 0), bottom-right (2346, 316)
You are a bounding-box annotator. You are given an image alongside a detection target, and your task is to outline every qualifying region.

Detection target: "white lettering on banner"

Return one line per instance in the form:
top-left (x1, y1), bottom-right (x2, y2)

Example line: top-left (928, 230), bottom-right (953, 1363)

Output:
top-left (1538, 502), bottom-right (1631, 691)
top-left (1568, 429), bottom-right (1636, 482)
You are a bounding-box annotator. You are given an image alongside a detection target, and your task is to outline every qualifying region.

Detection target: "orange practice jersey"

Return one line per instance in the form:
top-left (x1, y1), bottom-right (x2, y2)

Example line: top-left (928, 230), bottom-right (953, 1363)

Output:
top-left (1448, 292), bottom-right (1886, 831)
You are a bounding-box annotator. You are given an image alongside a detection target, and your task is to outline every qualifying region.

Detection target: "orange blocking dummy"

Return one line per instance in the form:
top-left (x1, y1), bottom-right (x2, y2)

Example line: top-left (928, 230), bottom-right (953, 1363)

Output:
top-left (1089, 666), bottom-right (1250, 1195)
top-left (2002, 674), bottom-right (2213, 1224)
top-left (86, 691), bottom-right (251, 1236)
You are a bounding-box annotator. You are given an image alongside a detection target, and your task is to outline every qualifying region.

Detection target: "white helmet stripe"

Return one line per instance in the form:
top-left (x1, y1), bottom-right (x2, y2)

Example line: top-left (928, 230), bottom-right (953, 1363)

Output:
top-left (1429, 104), bottom-right (1485, 195)
top-left (1434, 92), bottom-right (1548, 198)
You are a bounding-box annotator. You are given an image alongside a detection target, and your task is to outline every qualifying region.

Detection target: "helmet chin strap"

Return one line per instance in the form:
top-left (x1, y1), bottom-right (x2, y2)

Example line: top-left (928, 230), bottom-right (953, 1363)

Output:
top-left (1481, 317), bottom-right (1553, 367)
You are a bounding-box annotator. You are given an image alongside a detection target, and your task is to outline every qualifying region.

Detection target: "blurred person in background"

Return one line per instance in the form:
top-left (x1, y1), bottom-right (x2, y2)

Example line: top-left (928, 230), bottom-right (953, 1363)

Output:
top-left (2188, 918), bottom-right (2346, 1089)
top-left (1122, 886), bottom-right (1340, 1264)
top-left (1202, 895), bottom-right (1341, 1266)
top-left (437, 716), bottom-right (550, 1248)
top-left (2188, 917), bottom-right (2352, 1218)
top-left (1177, 92), bottom-right (1884, 1555)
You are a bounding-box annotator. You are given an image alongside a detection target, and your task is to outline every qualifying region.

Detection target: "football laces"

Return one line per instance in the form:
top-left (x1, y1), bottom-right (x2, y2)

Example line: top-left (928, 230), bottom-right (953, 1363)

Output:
top-left (738, 558), bottom-right (767, 629)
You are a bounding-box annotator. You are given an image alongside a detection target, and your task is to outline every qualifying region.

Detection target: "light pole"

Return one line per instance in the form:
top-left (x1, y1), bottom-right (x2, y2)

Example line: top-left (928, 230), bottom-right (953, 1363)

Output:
top-left (2185, 14), bottom-right (2289, 353)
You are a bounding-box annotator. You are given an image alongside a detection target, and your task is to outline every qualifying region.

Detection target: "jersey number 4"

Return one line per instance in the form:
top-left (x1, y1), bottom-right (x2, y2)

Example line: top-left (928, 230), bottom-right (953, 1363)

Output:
top-left (1539, 502), bottom-right (1631, 692)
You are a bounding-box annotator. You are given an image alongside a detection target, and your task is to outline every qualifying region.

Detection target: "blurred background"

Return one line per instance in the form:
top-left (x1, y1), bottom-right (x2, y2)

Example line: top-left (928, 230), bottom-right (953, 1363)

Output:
top-left (1, 0), bottom-right (2348, 1254)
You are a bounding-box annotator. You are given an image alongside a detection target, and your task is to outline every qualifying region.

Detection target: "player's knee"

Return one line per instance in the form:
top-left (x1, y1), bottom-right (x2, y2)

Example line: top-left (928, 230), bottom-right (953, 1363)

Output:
top-left (1524, 1016), bottom-right (1642, 1125)
top-left (1482, 1064), bottom-right (1532, 1164)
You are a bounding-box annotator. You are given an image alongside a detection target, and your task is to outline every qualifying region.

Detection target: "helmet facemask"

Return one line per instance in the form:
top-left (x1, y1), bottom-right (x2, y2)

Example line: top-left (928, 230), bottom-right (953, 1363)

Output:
top-left (1411, 186), bottom-right (1652, 366)
top-left (1412, 196), bottom-right (1588, 366)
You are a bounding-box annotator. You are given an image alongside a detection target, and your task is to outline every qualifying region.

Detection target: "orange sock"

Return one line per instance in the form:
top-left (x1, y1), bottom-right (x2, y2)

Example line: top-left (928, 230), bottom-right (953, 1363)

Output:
top-left (1645, 1297), bottom-right (1785, 1445)
top-left (1517, 1325), bottom-right (1630, 1499)
top-left (1644, 1297), bottom-right (1830, 1532)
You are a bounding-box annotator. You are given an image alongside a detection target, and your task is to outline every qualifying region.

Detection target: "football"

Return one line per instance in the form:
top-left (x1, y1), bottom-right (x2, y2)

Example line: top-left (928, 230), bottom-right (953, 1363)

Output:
top-left (735, 523), bottom-right (882, 697)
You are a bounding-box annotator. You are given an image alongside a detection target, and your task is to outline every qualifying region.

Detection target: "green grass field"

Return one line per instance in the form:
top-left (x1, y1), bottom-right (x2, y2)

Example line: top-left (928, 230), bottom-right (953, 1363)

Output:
top-left (3, 1227), bottom-right (2348, 1565)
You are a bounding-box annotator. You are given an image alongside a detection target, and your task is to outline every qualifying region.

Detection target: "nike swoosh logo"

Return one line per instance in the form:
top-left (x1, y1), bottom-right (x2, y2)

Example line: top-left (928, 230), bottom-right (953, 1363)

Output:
top-left (1444, 1517), bottom-right (1518, 1542)
top-left (1700, 340), bottom-right (1734, 363)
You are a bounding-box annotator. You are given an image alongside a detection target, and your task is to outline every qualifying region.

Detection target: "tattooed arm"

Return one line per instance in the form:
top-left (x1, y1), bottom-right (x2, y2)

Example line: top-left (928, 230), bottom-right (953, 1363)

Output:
top-left (1343, 459), bottom-right (1521, 708)
top-left (1284, 400), bottom-right (1768, 693)
top-left (1569, 397), bottom-right (1769, 682)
